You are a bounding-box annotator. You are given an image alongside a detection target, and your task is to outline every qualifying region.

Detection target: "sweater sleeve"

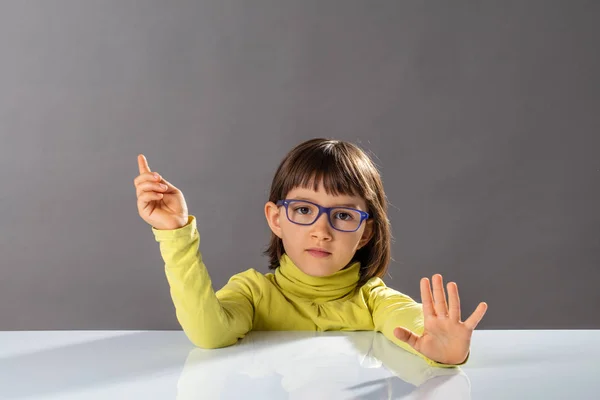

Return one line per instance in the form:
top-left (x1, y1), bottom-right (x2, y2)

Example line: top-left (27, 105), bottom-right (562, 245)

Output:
top-left (367, 280), bottom-right (469, 368)
top-left (152, 215), bottom-right (257, 349)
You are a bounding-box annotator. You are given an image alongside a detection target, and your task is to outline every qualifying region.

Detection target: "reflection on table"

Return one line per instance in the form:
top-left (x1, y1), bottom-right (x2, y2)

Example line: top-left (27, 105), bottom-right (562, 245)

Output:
top-left (177, 330), bottom-right (470, 399)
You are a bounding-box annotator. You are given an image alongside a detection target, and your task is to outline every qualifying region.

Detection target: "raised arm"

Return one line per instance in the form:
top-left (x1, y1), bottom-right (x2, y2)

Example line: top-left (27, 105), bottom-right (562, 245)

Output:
top-left (134, 154), bottom-right (256, 348)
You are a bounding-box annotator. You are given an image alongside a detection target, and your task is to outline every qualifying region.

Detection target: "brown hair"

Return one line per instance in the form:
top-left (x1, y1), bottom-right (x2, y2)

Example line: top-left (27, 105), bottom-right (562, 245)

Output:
top-left (263, 138), bottom-right (392, 289)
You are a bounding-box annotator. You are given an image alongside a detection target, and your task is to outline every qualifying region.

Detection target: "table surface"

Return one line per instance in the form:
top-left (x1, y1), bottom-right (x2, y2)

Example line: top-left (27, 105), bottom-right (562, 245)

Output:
top-left (1, 329), bottom-right (598, 399)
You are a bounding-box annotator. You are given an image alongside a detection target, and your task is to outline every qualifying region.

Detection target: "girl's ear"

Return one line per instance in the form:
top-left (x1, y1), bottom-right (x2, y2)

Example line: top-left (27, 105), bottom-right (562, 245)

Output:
top-left (264, 201), bottom-right (283, 238)
top-left (358, 219), bottom-right (374, 250)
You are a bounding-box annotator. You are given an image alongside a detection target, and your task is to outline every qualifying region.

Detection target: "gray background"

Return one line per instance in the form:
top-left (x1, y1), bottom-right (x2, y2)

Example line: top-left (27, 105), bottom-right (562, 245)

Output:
top-left (1, 0), bottom-right (598, 331)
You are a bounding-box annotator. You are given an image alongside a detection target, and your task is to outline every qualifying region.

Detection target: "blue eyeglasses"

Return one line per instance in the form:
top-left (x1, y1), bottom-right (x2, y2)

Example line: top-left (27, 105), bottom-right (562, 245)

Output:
top-left (276, 199), bottom-right (369, 232)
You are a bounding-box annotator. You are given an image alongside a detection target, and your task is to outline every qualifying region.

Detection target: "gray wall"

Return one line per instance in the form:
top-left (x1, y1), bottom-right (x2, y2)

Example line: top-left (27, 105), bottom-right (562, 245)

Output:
top-left (1, 1), bottom-right (598, 330)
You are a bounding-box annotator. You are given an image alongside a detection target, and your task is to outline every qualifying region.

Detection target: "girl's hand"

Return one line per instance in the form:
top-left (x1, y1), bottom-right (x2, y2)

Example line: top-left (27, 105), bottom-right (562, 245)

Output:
top-left (393, 274), bottom-right (488, 365)
top-left (134, 154), bottom-right (189, 230)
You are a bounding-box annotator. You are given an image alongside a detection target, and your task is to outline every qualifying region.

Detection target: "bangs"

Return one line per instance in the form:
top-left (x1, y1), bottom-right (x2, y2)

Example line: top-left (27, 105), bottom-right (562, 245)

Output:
top-left (279, 143), bottom-right (368, 200)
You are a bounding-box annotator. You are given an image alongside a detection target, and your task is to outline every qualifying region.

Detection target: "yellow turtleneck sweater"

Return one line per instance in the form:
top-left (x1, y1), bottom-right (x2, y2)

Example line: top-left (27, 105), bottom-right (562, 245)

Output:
top-left (153, 215), bottom-right (468, 368)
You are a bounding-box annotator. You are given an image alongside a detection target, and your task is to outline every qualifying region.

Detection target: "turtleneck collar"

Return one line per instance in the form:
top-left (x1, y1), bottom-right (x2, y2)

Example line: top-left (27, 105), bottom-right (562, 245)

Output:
top-left (274, 253), bottom-right (361, 303)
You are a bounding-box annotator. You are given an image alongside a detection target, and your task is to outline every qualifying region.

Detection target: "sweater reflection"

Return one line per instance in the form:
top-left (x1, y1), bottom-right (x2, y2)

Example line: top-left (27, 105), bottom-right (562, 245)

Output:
top-left (176, 331), bottom-right (470, 399)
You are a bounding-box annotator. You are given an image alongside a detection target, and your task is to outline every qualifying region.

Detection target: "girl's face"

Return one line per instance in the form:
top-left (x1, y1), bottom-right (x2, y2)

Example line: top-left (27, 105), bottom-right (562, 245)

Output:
top-left (265, 180), bottom-right (374, 277)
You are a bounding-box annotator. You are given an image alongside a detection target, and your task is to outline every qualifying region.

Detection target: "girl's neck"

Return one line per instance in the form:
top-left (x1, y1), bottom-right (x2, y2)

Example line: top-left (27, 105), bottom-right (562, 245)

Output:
top-left (274, 254), bottom-right (361, 303)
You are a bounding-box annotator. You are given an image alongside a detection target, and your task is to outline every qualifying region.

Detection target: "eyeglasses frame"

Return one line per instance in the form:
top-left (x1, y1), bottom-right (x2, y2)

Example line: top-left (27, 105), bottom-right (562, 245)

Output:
top-left (275, 199), bottom-right (370, 233)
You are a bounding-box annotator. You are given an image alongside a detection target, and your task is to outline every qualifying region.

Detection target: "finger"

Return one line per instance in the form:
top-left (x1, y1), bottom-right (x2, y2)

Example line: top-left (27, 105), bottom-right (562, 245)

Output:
top-left (138, 154), bottom-right (151, 175)
top-left (393, 327), bottom-right (420, 349)
top-left (464, 302), bottom-right (488, 331)
top-left (157, 176), bottom-right (179, 193)
top-left (447, 282), bottom-right (461, 321)
top-left (420, 278), bottom-right (435, 318)
top-left (432, 274), bottom-right (449, 318)
top-left (134, 172), bottom-right (162, 187)
top-left (137, 191), bottom-right (163, 208)
top-left (136, 181), bottom-right (168, 198)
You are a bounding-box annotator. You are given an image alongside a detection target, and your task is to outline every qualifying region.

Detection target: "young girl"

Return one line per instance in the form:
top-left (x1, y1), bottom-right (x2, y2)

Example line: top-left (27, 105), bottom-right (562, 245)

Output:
top-left (134, 138), bottom-right (488, 368)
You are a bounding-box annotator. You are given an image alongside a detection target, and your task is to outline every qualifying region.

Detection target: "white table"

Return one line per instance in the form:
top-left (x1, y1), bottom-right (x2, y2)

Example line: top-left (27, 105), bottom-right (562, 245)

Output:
top-left (0, 330), bottom-right (598, 399)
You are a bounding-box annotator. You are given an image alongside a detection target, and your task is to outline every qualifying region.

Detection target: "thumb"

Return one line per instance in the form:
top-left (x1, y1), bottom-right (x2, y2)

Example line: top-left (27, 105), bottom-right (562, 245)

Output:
top-left (393, 327), bottom-right (420, 348)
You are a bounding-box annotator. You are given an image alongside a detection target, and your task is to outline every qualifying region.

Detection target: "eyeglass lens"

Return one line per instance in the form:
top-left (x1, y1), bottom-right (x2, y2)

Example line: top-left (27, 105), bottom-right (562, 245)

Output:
top-left (286, 201), bottom-right (362, 231)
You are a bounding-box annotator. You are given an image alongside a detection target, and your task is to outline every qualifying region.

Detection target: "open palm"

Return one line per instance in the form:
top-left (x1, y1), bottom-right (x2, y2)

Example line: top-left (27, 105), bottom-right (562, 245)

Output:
top-left (394, 274), bottom-right (488, 365)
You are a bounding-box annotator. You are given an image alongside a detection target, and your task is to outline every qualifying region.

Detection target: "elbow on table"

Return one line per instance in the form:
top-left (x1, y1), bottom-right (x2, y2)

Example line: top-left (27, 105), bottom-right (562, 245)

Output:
top-left (188, 333), bottom-right (238, 349)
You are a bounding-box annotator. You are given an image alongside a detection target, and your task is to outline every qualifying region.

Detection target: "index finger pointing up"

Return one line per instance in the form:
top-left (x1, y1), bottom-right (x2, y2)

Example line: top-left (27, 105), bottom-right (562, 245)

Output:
top-left (138, 154), bottom-right (151, 174)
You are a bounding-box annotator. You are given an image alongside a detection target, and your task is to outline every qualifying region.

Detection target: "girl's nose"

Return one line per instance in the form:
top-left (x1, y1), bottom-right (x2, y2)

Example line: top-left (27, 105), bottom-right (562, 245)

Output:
top-left (310, 212), bottom-right (333, 239)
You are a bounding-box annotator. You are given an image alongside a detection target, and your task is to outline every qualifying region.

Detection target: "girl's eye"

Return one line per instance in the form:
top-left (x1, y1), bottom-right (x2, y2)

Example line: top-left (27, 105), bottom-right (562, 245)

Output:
top-left (294, 206), bottom-right (311, 215)
top-left (334, 211), bottom-right (354, 221)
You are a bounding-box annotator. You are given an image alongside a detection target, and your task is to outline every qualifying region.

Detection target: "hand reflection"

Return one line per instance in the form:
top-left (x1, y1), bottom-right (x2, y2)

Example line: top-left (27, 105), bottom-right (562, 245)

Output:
top-left (175, 331), bottom-right (471, 399)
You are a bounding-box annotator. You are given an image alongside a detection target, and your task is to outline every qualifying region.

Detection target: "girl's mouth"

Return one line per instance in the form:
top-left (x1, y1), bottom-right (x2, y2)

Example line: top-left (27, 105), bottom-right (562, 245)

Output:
top-left (307, 249), bottom-right (331, 258)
